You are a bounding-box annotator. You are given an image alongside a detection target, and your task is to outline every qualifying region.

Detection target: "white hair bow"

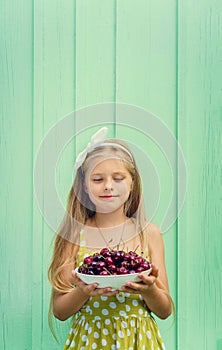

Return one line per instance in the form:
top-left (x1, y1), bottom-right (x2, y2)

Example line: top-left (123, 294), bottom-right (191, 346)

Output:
top-left (74, 127), bottom-right (108, 170)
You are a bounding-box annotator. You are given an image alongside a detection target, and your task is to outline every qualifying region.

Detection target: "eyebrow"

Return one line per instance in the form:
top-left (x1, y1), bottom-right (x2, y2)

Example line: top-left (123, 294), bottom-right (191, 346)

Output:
top-left (91, 171), bottom-right (127, 176)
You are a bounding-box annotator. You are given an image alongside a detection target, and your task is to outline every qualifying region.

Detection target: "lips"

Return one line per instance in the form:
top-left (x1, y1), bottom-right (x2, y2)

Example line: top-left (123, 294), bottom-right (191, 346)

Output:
top-left (99, 195), bottom-right (118, 199)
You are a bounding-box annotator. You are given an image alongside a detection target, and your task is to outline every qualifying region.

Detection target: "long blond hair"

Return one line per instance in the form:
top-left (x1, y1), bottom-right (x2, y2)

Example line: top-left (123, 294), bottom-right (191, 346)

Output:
top-left (48, 138), bottom-right (149, 336)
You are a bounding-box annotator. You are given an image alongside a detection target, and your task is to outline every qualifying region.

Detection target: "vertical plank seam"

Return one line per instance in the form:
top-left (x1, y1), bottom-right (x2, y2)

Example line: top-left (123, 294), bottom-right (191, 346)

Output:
top-left (74, 0), bottom-right (77, 158)
top-left (41, 0), bottom-right (45, 345)
top-left (175, 0), bottom-right (179, 349)
top-left (31, 0), bottom-right (34, 347)
top-left (114, 0), bottom-right (117, 136)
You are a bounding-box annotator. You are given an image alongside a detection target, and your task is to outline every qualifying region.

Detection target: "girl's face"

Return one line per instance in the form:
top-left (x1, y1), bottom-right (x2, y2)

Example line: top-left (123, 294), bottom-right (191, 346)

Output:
top-left (84, 157), bottom-right (133, 214)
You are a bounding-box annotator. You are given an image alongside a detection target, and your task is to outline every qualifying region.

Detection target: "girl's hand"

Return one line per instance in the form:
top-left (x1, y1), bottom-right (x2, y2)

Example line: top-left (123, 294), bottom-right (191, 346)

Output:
top-left (71, 270), bottom-right (119, 297)
top-left (121, 263), bottom-right (159, 295)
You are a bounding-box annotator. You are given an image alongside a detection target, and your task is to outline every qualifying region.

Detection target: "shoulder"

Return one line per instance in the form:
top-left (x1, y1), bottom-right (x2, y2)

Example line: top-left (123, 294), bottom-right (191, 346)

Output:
top-left (144, 222), bottom-right (165, 257)
top-left (145, 221), bottom-right (162, 241)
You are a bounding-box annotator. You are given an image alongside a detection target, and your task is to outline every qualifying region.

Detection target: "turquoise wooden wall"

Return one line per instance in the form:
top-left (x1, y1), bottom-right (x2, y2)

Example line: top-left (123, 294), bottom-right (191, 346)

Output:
top-left (1, 1), bottom-right (221, 350)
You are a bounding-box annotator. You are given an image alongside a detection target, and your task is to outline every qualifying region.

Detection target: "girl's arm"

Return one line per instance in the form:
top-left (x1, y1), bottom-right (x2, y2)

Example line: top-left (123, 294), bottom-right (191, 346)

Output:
top-left (52, 267), bottom-right (118, 321)
top-left (122, 223), bottom-right (173, 319)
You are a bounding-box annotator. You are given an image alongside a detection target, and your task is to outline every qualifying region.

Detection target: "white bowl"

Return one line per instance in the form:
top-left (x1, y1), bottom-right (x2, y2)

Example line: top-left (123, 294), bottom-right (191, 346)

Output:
top-left (75, 267), bottom-right (152, 290)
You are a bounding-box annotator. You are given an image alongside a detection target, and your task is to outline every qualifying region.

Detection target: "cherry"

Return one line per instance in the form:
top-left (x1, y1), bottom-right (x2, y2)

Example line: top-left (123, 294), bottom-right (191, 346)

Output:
top-left (108, 264), bottom-right (117, 272)
top-left (78, 248), bottom-right (150, 276)
top-left (100, 270), bottom-right (109, 275)
top-left (84, 256), bottom-right (93, 264)
top-left (117, 267), bottom-right (129, 275)
top-left (105, 257), bottom-right (114, 266)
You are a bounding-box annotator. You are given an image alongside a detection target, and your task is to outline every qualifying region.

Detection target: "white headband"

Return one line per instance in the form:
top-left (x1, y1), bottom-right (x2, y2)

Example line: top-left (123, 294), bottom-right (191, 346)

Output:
top-left (74, 127), bottom-right (134, 171)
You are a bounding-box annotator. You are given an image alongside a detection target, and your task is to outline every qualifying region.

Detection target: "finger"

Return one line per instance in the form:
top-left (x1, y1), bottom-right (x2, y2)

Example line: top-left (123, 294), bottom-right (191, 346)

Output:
top-left (150, 263), bottom-right (159, 277)
top-left (137, 273), bottom-right (157, 286)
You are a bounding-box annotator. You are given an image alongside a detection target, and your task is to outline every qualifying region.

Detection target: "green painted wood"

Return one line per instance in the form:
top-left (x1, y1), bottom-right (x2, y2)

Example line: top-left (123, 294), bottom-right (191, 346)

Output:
top-left (0, 1), bottom-right (33, 349)
top-left (32, 1), bottom-right (76, 349)
top-left (1, 1), bottom-right (221, 349)
top-left (115, 1), bottom-right (177, 349)
top-left (178, 1), bottom-right (222, 349)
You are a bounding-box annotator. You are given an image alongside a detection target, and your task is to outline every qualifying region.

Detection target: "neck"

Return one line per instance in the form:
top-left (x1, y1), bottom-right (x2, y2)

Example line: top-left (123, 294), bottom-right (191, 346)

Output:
top-left (94, 210), bottom-right (127, 228)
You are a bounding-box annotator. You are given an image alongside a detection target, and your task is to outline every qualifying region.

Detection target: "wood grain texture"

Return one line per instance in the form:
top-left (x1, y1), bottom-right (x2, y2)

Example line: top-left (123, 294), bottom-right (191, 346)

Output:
top-left (0, 1), bottom-right (33, 349)
top-left (178, 1), bottom-right (222, 349)
top-left (0, 1), bottom-right (221, 349)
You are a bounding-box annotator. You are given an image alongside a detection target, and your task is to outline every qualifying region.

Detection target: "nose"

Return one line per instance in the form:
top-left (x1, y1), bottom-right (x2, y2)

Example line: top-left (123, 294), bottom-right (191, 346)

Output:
top-left (104, 181), bottom-right (113, 191)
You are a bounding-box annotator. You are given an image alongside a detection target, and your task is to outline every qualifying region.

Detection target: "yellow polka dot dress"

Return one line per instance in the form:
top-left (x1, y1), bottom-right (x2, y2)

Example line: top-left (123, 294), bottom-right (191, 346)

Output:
top-left (63, 231), bottom-right (166, 350)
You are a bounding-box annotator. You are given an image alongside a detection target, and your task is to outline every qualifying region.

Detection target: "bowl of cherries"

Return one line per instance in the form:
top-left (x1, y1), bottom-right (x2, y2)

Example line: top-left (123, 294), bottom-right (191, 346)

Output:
top-left (75, 248), bottom-right (152, 290)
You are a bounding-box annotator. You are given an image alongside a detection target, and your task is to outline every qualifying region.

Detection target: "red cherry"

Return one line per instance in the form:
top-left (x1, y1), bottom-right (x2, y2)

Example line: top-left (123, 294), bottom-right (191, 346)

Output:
top-left (105, 257), bottom-right (114, 266)
top-left (100, 270), bottom-right (109, 276)
top-left (108, 264), bottom-right (117, 272)
top-left (84, 256), bottom-right (93, 264)
top-left (117, 267), bottom-right (129, 275)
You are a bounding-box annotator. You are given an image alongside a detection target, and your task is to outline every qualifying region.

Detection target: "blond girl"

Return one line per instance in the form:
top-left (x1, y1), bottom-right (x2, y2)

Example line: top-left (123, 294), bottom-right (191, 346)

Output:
top-left (48, 127), bottom-right (173, 349)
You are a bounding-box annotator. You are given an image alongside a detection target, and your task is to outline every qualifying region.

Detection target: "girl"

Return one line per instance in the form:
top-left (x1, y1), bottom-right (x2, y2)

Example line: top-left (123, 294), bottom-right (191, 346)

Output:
top-left (48, 127), bottom-right (173, 349)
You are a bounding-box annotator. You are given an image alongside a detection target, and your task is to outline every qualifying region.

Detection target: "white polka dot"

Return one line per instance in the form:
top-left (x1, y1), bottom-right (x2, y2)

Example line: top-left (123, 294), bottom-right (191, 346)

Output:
top-left (70, 340), bottom-right (75, 348)
top-left (92, 343), bottom-right (97, 349)
top-left (102, 309), bottom-right (109, 315)
top-left (129, 347), bottom-right (133, 350)
top-left (138, 308), bottom-right (144, 315)
top-left (69, 328), bottom-right (73, 334)
top-left (80, 347), bottom-right (85, 350)
top-left (111, 345), bottom-right (116, 350)
top-left (125, 293), bottom-right (130, 297)
top-left (162, 343), bottom-right (166, 350)
top-left (112, 333), bottom-right (117, 340)
top-left (118, 330), bottom-right (124, 338)
top-left (126, 305), bottom-right (131, 312)
top-left (139, 333), bottom-right (142, 340)
top-left (102, 338), bottom-right (107, 346)
top-left (84, 323), bottom-right (89, 331)
top-left (146, 330), bottom-right (151, 339)
top-left (66, 339), bottom-right (70, 345)
top-left (93, 301), bottom-right (100, 308)
top-left (86, 339), bottom-right (89, 346)
top-left (119, 310), bottom-right (126, 317)
top-left (103, 328), bottom-right (109, 335)
top-left (116, 340), bottom-right (120, 349)
top-left (132, 299), bottom-right (138, 306)
top-left (88, 326), bottom-right (92, 334)
top-left (113, 322), bottom-right (117, 329)
top-left (142, 345), bottom-right (146, 350)
top-left (121, 321), bottom-right (127, 328)
top-left (94, 316), bottom-right (101, 321)
top-left (127, 329), bottom-right (131, 336)
top-left (105, 319), bottom-right (111, 325)
top-left (130, 320), bottom-right (135, 327)
top-left (100, 296), bottom-right (108, 301)
top-left (82, 334), bottom-right (87, 342)
top-left (96, 321), bottom-right (101, 329)
top-left (94, 331), bottom-right (99, 339)
top-left (109, 302), bottom-right (117, 309)
top-left (86, 306), bottom-right (92, 314)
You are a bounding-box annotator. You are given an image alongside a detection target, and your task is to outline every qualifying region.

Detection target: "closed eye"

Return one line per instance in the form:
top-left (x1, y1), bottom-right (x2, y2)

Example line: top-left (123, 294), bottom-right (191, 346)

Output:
top-left (114, 178), bottom-right (124, 182)
top-left (92, 178), bottom-right (103, 182)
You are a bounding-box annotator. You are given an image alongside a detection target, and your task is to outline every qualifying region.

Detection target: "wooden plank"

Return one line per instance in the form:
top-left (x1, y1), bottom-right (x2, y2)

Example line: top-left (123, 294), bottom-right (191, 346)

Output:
top-left (75, 0), bottom-right (116, 144)
top-left (178, 1), bottom-right (222, 349)
top-left (0, 1), bottom-right (33, 349)
top-left (115, 1), bottom-right (177, 349)
top-left (32, 1), bottom-right (76, 349)
top-left (75, 0), bottom-right (116, 110)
